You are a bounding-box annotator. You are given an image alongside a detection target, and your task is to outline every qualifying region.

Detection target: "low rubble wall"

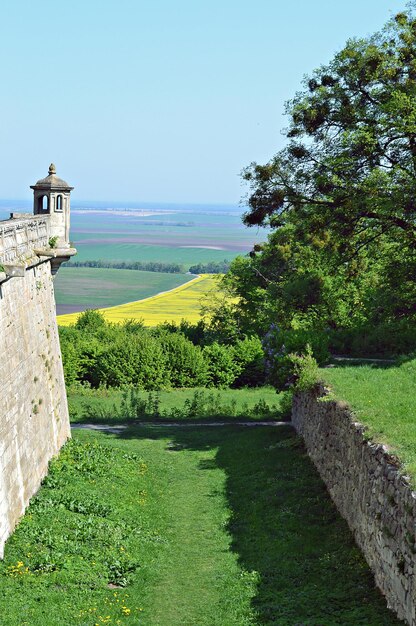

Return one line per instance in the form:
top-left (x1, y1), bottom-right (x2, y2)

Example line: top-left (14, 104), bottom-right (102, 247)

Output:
top-left (292, 387), bottom-right (416, 625)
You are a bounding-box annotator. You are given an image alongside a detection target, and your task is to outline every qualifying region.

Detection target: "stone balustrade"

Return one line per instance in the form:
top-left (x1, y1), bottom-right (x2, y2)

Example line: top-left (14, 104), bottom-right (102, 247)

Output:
top-left (0, 214), bottom-right (50, 266)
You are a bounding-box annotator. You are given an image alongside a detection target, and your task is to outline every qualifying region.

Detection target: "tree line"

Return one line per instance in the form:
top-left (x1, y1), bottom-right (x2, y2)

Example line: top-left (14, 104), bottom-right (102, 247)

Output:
top-left (64, 259), bottom-right (231, 274)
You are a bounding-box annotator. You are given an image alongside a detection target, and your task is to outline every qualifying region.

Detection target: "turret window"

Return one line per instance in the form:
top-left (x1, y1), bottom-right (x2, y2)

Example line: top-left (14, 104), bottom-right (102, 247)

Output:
top-left (56, 195), bottom-right (63, 212)
top-left (38, 195), bottom-right (49, 213)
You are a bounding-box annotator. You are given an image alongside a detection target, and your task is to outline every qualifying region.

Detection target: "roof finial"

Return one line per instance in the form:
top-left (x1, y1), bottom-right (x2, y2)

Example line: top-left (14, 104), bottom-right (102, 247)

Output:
top-left (48, 163), bottom-right (56, 175)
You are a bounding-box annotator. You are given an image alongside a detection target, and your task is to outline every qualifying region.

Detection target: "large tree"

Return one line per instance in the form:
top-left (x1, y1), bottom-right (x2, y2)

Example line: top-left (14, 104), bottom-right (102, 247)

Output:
top-left (243, 8), bottom-right (416, 255)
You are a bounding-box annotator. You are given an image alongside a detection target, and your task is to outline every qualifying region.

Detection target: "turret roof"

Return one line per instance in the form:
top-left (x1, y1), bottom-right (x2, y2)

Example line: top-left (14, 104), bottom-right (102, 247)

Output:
top-left (30, 164), bottom-right (73, 190)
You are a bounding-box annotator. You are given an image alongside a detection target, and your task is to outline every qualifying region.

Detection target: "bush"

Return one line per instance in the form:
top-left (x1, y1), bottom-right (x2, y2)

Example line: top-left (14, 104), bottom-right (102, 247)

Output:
top-left (203, 342), bottom-right (239, 388)
top-left (287, 345), bottom-right (319, 391)
top-left (59, 327), bottom-right (82, 386)
top-left (75, 309), bottom-right (106, 332)
top-left (328, 319), bottom-right (416, 358)
top-left (158, 332), bottom-right (208, 387)
top-left (232, 336), bottom-right (266, 387)
top-left (59, 317), bottom-right (268, 390)
top-left (98, 334), bottom-right (169, 389)
top-left (262, 324), bottom-right (328, 388)
top-left (266, 343), bottom-right (319, 392)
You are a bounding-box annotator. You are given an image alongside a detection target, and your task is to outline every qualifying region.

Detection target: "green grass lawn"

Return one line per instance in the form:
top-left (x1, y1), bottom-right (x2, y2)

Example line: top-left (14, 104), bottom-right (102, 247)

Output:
top-left (54, 267), bottom-right (193, 314)
top-left (321, 357), bottom-right (416, 480)
top-left (72, 242), bottom-right (240, 268)
top-left (67, 386), bottom-right (289, 424)
top-left (0, 425), bottom-right (401, 625)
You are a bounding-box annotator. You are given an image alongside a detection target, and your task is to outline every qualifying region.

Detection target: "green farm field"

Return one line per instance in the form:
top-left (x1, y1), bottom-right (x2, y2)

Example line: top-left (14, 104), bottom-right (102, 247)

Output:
top-left (72, 242), bottom-right (238, 267)
top-left (69, 207), bottom-right (266, 268)
top-left (54, 204), bottom-right (266, 312)
top-left (0, 424), bottom-right (400, 625)
top-left (54, 267), bottom-right (193, 315)
top-left (57, 274), bottom-right (219, 325)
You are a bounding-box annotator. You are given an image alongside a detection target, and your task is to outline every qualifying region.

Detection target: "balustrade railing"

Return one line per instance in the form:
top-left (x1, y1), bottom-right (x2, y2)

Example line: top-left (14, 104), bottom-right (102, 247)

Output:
top-left (0, 215), bottom-right (50, 265)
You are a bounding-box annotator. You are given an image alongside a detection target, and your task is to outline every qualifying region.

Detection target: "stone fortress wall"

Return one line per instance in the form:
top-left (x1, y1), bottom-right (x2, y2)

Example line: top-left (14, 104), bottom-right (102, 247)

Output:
top-left (292, 386), bottom-right (416, 625)
top-left (0, 165), bottom-right (75, 557)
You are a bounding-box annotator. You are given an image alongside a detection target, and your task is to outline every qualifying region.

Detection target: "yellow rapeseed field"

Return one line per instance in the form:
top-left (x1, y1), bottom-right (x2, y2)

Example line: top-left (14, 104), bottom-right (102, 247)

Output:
top-left (57, 274), bottom-right (220, 326)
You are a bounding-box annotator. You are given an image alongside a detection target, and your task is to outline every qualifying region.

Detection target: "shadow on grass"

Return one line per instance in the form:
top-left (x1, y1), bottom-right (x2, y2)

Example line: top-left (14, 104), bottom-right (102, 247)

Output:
top-left (98, 424), bottom-right (402, 625)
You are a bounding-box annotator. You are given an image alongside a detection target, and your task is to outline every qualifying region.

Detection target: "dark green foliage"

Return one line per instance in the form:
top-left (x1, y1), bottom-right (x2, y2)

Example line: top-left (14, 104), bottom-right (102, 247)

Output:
top-left (58, 329), bottom-right (82, 387)
top-left (327, 319), bottom-right (416, 358)
top-left (286, 345), bottom-right (320, 391)
top-left (96, 334), bottom-right (169, 389)
top-left (263, 325), bottom-right (329, 369)
top-left (224, 7), bottom-right (416, 362)
top-left (262, 326), bottom-right (320, 391)
top-left (157, 319), bottom-right (208, 346)
top-left (203, 342), bottom-right (239, 388)
top-left (155, 331), bottom-right (208, 387)
top-left (188, 259), bottom-right (230, 274)
top-left (232, 336), bottom-right (266, 387)
top-left (74, 308), bottom-right (106, 331)
top-left (59, 311), bottom-right (267, 389)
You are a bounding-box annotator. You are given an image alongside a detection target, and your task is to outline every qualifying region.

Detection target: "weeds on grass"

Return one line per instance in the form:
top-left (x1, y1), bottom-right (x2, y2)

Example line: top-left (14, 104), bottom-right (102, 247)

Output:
top-left (81, 388), bottom-right (287, 422)
top-left (0, 435), bottom-right (148, 624)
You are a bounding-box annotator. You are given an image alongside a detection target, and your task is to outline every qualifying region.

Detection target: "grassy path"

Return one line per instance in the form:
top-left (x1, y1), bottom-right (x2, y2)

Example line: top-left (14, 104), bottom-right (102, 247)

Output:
top-left (0, 425), bottom-right (403, 625)
top-left (145, 435), bottom-right (255, 625)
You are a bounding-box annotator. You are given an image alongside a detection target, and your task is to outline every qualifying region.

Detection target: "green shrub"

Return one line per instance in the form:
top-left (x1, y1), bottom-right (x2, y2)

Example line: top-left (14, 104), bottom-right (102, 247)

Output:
top-left (203, 342), bottom-right (239, 388)
top-left (262, 324), bottom-right (328, 390)
top-left (75, 309), bottom-right (106, 332)
top-left (98, 334), bottom-right (169, 389)
top-left (287, 345), bottom-right (320, 391)
top-left (59, 317), bottom-right (269, 390)
top-left (158, 332), bottom-right (208, 387)
top-left (77, 337), bottom-right (106, 388)
top-left (59, 327), bottom-right (82, 386)
top-left (232, 336), bottom-right (266, 387)
top-left (328, 319), bottom-right (416, 358)
top-left (265, 339), bottom-right (319, 392)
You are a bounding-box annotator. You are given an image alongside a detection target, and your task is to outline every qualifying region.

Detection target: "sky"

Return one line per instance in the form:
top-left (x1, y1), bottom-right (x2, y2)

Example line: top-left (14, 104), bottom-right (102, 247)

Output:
top-left (0, 0), bottom-right (408, 204)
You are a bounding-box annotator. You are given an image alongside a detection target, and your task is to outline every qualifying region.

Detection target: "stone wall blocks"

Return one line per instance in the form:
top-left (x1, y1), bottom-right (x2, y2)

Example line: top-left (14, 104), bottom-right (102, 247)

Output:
top-left (293, 389), bottom-right (416, 625)
top-left (0, 259), bottom-right (70, 559)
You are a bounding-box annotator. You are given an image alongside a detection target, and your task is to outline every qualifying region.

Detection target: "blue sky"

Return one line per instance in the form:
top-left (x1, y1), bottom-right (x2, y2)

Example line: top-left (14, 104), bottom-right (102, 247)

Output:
top-left (0, 0), bottom-right (407, 204)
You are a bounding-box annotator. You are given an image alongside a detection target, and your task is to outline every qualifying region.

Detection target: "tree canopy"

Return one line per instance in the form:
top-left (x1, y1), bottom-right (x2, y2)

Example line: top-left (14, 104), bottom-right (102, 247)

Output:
top-left (243, 8), bottom-right (416, 255)
top-left (214, 7), bottom-right (416, 361)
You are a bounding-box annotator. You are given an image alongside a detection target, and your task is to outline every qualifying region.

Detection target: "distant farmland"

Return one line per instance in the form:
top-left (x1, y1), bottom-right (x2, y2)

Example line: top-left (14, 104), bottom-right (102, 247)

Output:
top-left (57, 274), bottom-right (220, 326)
top-left (72, 242), bottom-right (238, 267)
top-left (54, 267), bottom-right (194, 315)
top-left (69, 207), bottom-right (266, 268)
top-left (54, 205), bottom-right (265, 313)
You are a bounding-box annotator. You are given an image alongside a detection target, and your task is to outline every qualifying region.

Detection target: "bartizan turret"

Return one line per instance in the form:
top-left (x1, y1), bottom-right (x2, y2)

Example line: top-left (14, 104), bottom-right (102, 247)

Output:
top-left (31, 163), bottom-right (73, 248)
top-left (30, 163), bottom-right (76, 273)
